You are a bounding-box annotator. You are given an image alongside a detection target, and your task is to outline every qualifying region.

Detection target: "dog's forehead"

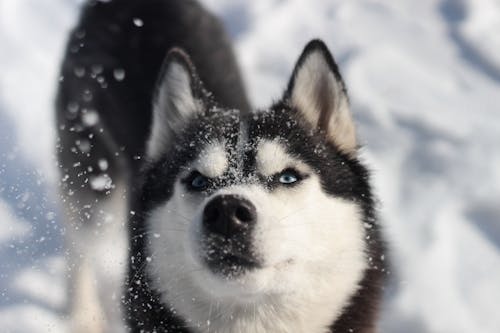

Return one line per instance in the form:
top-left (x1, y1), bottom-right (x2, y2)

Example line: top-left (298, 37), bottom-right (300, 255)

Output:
top-left (181, 106), bottom-right (319, 179)
top-left (187, 127), bottom-right (303, 178)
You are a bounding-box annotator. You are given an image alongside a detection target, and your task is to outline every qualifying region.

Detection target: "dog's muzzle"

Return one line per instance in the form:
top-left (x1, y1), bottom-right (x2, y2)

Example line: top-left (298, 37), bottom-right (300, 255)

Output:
top-left (200, 194), bottom-right (261, 276)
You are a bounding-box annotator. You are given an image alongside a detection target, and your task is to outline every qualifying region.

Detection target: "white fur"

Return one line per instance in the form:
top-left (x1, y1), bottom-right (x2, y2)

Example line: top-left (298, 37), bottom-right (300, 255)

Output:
top-left (291, 51), bottom-right (357, 153)
top-left (65, 181), bottom-right (128, 333)
top-left (69, 259), bottom-right (104, 333)
top-left (146, 150), bottom-right (367, 333)
top-left (147, 62), bottom-right (201, 160)
top-left (192, 143), bottom-right (228, 178)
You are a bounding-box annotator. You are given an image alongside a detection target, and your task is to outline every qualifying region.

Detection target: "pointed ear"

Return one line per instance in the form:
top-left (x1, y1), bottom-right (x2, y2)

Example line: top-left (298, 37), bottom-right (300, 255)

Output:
top-left (285, 40), bottom-right (357, 154)
top-left (146, 48), bottom-right (204, 160)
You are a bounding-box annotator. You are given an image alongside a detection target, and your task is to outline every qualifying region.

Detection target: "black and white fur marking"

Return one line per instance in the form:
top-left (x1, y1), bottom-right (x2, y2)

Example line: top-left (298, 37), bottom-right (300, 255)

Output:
top-left (127, 42), bottom-right (385, 333)
top-left (56, 1), bottom-right (386, 332)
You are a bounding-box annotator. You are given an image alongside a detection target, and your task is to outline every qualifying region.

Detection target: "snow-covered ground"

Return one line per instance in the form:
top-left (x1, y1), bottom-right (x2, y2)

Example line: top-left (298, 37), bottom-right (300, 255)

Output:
top-left (1, 0), bottom-right (499, 332)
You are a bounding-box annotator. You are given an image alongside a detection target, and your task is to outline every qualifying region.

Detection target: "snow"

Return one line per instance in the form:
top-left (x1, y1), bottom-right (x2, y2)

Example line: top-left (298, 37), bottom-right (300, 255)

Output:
top-left (1, 0), bottom-right (499, 332)
top-left (0, 201), bottom-right (30, 243)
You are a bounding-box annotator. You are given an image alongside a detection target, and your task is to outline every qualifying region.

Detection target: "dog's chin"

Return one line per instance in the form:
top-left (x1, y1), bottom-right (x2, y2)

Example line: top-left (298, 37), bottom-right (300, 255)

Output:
top-left (192, 253), bottom-right (296, 302)
top-left (198, 268), bottom-right (270, 301)
top-left (203, 253), bottom-right (261, 278)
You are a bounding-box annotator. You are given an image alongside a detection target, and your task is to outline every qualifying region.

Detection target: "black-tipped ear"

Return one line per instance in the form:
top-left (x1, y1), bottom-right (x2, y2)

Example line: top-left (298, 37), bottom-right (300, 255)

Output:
top-left (146, 48), bottom-right (204, 160)
top-left (285, 39), bottom-right (357, 154)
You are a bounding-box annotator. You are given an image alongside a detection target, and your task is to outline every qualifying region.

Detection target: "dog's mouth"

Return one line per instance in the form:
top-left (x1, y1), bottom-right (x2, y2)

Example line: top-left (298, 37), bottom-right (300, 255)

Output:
top-left (206, 252), bottom-right (261, 275)
top-left (200, 235), bottom-right (262, 277)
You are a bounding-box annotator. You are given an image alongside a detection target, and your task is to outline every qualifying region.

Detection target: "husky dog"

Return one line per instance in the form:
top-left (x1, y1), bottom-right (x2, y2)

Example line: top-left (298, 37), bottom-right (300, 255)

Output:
top-left (124, 21), bottom-right (388, 333)
top-left (56, 0), bottom-right (248, 332)
top-left (57, 1), bottom-right (385, 333)
top-left (126, 40), bottom-right (386, 332)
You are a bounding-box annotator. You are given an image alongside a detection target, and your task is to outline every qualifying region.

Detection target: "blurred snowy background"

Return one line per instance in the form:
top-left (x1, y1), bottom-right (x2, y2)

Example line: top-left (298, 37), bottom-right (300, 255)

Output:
top-left (1, 0), bottom-right (500, 332)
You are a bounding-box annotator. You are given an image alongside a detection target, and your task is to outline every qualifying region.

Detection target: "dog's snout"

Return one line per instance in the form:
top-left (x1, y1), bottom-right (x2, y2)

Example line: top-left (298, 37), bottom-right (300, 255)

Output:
top-left (203, 195), bottom-right (256, 237)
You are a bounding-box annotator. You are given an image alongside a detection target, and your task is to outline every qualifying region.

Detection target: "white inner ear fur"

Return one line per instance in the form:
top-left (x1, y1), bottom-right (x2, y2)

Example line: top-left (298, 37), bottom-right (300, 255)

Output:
top-left (147, 62), bottom-right (201, 160)
top-left (191, 143), bottom-right (228, 178)
top-left (256, 139), bottom-right (309, 176)
top-left (291, 51), bottom-right (357, 154)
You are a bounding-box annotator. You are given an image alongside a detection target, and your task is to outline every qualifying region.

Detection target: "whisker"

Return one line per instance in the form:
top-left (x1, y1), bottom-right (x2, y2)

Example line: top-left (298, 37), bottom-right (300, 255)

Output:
top-left (167, 208), bottom-right (193, 223)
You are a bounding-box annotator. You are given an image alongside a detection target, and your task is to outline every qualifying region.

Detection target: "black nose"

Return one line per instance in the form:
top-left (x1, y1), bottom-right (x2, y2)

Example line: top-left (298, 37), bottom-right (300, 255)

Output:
top-left (203, 195), bottom-right (257, 237)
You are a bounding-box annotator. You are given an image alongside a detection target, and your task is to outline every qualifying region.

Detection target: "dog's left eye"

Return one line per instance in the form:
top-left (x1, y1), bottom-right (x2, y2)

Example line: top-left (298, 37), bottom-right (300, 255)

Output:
top-left (186, 172), bottom-right (209, 191)
top-left (278, 169), bottom-right (301, 185)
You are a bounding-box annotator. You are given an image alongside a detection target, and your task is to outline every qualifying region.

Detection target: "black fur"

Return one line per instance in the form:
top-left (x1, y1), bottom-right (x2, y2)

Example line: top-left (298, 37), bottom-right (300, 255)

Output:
top-left (55, 0), bottom-right (249, 224)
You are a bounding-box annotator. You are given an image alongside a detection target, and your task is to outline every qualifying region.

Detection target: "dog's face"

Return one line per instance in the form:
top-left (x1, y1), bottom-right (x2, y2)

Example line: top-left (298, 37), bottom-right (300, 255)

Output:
top-left (139, 41), bottom-right (372, 329)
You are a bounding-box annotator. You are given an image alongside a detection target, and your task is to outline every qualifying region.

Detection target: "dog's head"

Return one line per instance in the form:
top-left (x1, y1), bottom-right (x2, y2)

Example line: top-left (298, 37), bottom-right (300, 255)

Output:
top-left (139, 40), bottom-right (374, 327)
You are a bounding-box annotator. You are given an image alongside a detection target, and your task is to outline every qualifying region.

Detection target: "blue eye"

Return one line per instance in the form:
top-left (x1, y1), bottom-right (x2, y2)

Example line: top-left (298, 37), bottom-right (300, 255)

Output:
top-left (278, 171), bottom-right (299, 184)
top-left (190, 174), bottom-right (209, 190)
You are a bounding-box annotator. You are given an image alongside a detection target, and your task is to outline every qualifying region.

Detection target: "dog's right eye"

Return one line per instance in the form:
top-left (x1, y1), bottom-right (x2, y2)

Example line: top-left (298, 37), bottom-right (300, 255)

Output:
top-left (185, 172), bottom-right (209, 191)
top-left (275, 168), bottom-right (304, 186)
